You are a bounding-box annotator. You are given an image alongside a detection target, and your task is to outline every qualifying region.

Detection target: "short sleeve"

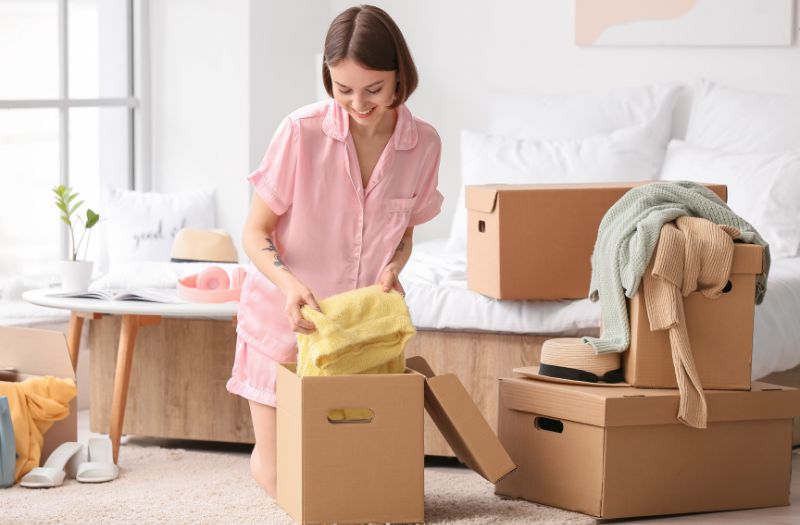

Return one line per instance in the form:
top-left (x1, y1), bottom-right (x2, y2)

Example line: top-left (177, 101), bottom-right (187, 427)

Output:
top-left (408, 136), bottom-right (444, 227)
top-left (248, 117), bottom-right (298, 215)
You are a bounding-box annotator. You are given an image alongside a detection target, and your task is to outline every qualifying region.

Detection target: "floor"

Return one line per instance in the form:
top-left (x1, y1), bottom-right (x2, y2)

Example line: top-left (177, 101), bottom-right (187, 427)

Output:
top-left (78, 410), bottom-right (800, 524)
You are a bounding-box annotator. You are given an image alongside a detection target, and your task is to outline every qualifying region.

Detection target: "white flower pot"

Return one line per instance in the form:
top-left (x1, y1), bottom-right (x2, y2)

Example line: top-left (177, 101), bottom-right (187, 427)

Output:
top-left (59, 260), bottom-right (94, 293)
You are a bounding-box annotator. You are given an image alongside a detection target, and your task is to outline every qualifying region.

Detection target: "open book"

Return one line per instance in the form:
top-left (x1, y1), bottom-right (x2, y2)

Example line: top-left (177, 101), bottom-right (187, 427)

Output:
top-left (48, 288), bottom-right (187, 304)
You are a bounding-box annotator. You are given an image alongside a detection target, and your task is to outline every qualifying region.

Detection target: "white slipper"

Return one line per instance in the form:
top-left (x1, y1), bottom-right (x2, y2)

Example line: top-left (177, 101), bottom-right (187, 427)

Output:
top-left (76, 437), bottom-right (119, 483)
top-left (20, 441), bottom-right (86, 488)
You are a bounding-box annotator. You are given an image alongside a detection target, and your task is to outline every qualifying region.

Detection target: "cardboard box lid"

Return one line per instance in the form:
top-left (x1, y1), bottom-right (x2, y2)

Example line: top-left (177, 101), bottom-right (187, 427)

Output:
top-left (730, 243), bottom-right (764, 274)
top-left (465, 185), bottom-right (501, 213)
top-left (500, 377), bottom-right (800, 428)
top-left (464, 181), bottom-right (729, 212)
top-left (406, 356), bottom-right (516, 483)
top-left (0, 326), bottom-right (75, 380)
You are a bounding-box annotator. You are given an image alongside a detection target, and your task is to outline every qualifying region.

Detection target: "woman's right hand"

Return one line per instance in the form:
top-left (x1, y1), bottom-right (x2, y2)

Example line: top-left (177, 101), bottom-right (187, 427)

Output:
top-left (283, 281), bottom-right (322, 334)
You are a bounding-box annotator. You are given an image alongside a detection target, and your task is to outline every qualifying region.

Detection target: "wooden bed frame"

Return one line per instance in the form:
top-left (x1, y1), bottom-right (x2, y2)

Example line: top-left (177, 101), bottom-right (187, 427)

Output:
top-left (88, 317), bottom-right (799, 455)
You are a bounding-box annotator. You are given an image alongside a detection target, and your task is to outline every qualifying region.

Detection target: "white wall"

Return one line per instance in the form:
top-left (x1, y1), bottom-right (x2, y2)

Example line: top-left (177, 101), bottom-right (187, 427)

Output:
top-left (149, 0), bottom-right (250, 260)
top-left (150, 0), bottom-right (800, 248)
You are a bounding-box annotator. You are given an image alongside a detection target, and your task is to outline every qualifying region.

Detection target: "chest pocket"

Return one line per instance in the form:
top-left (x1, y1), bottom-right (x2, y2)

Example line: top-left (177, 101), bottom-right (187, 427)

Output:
top-left (383, 196), bottom-right (416, 253)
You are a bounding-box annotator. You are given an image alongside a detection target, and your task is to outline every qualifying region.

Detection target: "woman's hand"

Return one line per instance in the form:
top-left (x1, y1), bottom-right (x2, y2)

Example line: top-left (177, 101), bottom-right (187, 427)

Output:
top-left (377, 263), bottom-right (405, 296)
top-left (283, 281), bottom-right (322, 334)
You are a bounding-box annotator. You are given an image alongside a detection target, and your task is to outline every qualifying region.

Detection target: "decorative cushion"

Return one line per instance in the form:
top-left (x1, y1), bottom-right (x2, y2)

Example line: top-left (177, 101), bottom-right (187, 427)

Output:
top-left (99, 186), bottom-right (216, 273)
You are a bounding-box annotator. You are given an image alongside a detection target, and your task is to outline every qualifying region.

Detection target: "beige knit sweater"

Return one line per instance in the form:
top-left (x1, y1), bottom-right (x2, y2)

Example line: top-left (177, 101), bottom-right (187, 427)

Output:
top-left (643, 216), bottom-right (739, 429)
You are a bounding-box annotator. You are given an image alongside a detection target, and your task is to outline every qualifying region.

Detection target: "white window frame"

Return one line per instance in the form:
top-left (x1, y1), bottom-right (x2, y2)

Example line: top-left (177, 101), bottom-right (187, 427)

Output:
top-left (0, 0), bottom-right (150, 259)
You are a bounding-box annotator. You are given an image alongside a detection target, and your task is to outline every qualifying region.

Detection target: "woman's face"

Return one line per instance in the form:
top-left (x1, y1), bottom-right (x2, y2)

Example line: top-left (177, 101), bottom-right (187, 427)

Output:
top-left (328, 58), bottom-right (397, 130)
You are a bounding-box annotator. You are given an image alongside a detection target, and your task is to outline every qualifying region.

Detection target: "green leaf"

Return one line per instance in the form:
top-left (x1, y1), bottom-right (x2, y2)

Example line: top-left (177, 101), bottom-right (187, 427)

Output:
top-left (56, 201), bottom-right (68, 214)
top-left (65, 192), bottom-right (78, 205)
top-left (85, 209), bottom-right (99, 228)
top-left (68, 200), bottom-right (84, 216)
top-left (60, 215), bottom-right (72, 226)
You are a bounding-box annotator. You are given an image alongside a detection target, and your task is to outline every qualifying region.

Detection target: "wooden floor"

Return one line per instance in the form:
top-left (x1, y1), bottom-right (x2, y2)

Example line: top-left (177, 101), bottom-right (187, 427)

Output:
top-left (78, 410), bottom-right (799, 524)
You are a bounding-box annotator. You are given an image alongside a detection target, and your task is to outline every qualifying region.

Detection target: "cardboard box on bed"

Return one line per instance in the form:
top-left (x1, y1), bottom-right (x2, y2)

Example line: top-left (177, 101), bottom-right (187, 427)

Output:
top-left (275, 356), bottom-right (516, 525)
top-left (625, 243), bottom-right (764, 390)
top-left (465, 181), bottom-right (728, 300)
top-left (494, 376), bottom-right (800, 519)
top-left (0, 326), bottom-right (77, 464)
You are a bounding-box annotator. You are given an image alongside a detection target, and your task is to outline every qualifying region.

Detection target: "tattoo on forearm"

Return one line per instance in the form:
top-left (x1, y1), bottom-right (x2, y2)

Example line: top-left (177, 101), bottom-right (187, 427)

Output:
top-left (262, 237), bottom-right (289, 271)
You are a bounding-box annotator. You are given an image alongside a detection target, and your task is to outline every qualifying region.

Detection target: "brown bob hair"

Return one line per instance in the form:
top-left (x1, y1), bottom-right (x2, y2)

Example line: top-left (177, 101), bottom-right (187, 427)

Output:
top-left (322, 5), bottom-right (418, 108)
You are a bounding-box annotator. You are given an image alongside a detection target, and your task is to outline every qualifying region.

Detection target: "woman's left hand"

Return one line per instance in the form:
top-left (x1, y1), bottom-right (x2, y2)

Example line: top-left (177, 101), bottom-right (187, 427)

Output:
top-left (377, 263), bottom-right (405, 296)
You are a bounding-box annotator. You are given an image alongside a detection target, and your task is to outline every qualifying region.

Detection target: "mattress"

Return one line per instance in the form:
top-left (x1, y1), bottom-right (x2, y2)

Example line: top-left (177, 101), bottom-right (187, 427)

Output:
top-left (403, 238), bottom-right (800, 380)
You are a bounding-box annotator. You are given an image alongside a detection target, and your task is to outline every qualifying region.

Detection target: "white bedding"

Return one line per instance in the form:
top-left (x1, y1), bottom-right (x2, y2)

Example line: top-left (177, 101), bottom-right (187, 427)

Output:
top-left (403, 239), bottom-right (800, 381)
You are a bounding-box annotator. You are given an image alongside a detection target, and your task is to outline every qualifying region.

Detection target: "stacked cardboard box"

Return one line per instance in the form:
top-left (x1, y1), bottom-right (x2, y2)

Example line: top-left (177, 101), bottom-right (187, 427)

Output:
top-left (493, 378), bottom-right (800, 518)
top-left (465, 181), bottom-right (727, 300)
top-left (464, 182), bottom-right (798, 519)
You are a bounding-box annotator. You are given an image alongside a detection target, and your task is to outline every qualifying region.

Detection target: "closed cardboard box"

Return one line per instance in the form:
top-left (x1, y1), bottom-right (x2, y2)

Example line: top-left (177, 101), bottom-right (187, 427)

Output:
top-left (625, 243), bottom-right (764, 390)
top-left (466, 181), bottom-right (728, 300)
top-left (494, 377), bottom-right (800, 519)
top-left (276, 357), bottom-right (516, 524)
top-left (0, 327), bottom-right (77, 464)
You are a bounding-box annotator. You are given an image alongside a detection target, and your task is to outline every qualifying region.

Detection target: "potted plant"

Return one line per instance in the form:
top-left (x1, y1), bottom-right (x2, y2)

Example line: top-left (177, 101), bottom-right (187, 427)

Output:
top-left (53, 184), bottom-right (100, 292)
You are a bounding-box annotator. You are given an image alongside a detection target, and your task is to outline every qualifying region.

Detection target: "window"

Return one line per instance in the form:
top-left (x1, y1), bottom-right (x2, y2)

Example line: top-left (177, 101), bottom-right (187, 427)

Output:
top-left (0, 0), bottom-right (146, 280)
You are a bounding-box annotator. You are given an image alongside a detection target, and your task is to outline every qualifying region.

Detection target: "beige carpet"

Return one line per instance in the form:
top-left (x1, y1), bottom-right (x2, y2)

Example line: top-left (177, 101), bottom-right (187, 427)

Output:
top-left (0, 441), bottom-right (594, 524)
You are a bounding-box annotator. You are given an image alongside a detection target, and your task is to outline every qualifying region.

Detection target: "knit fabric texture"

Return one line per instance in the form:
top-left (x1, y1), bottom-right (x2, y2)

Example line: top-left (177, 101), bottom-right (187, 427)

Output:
top-left (0, 376), bottom-right (76, 481)
top-left (296, 285), bottom-right (415, 377)
top-left (583, 180), bottom-right (770, 354)
top-left (644, 217), bottom-right (739, 428)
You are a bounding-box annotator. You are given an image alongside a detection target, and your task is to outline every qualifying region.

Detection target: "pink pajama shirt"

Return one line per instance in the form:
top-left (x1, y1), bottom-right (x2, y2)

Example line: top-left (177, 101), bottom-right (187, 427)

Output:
top-left (226, 99), bottom-right (444, 406)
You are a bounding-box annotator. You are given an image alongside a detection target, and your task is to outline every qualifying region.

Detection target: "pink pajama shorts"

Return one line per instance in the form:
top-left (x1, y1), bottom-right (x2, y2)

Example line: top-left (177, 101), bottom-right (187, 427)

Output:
top-left (226, 337), bottom-right (291, 407)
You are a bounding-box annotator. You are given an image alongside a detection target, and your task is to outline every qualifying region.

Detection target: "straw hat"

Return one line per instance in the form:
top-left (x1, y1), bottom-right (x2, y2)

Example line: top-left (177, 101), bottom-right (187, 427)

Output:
top-left (170, 228), bottom-right (238, 263)
top-left (513, 337), bottom-right (628, 387)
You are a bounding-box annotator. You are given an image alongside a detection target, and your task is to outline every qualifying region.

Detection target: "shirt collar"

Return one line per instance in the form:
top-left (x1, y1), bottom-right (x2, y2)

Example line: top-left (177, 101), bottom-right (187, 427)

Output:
top-left (322, 99), bottom-right (418, 151)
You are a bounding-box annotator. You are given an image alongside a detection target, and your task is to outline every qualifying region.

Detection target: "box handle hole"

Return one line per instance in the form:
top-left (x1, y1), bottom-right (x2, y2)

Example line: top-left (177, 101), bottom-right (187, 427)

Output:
top-left (534, 416), bottom-right (563, 433)
top-left (327, 408), bottom-right (374, 424)
top-left (478, 220), bottom-right (485, 233)
top-left (722, 280), bottom-right (733, 293)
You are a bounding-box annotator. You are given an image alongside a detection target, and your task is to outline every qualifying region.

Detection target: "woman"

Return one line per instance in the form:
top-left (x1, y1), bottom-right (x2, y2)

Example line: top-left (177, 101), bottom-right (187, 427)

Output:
top-left (226, 4), bottom-right (444, 497)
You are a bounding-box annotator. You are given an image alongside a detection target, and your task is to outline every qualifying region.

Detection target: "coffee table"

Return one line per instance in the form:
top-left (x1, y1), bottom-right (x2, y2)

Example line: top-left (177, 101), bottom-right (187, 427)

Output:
top-left (23, 288), bottom-right (238, 463)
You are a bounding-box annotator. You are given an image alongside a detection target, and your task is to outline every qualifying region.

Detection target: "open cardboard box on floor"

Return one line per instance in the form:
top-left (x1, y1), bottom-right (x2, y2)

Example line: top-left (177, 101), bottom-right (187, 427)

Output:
top-left (466, 181), bottom-right (728, 300)
top-left (626, 243), bottom-right (764, 390)
top-left (276, 356), bottom-right (516, 525)
top-left (0, 326), bottom-right (78, 465)
top-left (494, 376), bottom-right (800, 519)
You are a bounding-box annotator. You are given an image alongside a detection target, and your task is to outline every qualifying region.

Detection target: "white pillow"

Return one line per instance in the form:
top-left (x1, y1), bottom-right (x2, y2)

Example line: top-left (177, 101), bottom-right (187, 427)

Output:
top-left (488, 83), bottom-right (682, 145)
top-left (99, 186), bottom-right (217, 272)
top-left (446, 123), bottom-right (668, 252)
top-left (660, 140), bottom-right (800, 258)
top-left (686, 79), bottom-right (800, 154)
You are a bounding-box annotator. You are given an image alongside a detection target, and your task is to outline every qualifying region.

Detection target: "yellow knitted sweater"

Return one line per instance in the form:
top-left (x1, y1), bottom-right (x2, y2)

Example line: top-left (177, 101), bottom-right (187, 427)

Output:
top-left (296, 285), bottom-right (416, 377)
top-left (0, 376), bottom-right (76, 481)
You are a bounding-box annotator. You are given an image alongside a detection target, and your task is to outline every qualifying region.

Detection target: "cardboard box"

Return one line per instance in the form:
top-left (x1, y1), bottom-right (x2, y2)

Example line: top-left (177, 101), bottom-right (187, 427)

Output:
top-left (0, 326), bottom-right (77, 464)
top-left (625, 243), bottom-right (764, 390)
top-left (466, 181), bottom-right (728, 300)
top-left (494, 377), bottom-right (800, 519)
top-left (276, 356), bottom-right (516, 524)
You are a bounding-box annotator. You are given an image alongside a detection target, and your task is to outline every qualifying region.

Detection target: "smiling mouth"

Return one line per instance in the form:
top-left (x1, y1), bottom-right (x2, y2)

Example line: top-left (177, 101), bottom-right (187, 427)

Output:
top-left (353, 107), bottom-right (375, 117)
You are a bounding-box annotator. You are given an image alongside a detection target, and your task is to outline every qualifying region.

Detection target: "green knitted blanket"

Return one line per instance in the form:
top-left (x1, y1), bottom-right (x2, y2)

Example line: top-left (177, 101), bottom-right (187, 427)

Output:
top-left (583, 181), bottom-right (771, 354)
